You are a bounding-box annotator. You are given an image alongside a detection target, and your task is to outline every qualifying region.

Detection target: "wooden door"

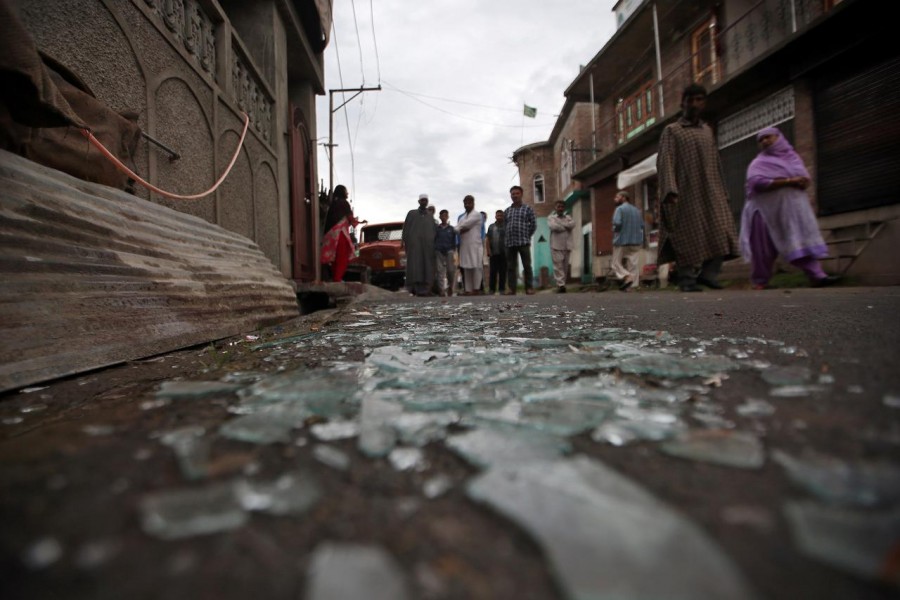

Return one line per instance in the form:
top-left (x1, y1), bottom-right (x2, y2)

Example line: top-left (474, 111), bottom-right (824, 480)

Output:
top-left (289, 105), bottom-right (318, 282)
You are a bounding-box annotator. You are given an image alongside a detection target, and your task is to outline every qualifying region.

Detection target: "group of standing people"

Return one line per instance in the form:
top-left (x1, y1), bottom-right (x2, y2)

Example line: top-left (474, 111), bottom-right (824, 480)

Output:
top-left (402, 186), bottom-right (539, 297)
top-left (326, 84), bottom-right (837, 294)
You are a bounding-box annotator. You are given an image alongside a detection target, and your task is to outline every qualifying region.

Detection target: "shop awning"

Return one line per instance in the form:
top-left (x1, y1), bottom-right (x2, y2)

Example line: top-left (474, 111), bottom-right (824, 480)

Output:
top-left (616, 153), bottom-right (657, 189)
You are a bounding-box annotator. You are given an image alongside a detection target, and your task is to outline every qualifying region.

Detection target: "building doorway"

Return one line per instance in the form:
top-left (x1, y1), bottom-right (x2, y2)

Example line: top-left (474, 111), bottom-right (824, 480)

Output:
top-left (289, 104), bottom-right (318, 282)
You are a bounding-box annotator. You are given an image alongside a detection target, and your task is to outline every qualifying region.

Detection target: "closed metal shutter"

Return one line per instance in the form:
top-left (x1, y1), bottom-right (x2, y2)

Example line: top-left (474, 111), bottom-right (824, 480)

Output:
top-left (815, 55), bottom-right (900, 216)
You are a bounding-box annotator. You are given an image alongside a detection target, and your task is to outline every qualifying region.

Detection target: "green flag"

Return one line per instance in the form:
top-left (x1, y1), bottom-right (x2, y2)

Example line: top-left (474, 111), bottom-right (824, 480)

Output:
top-left (523, 104), bottom-right (537, 118)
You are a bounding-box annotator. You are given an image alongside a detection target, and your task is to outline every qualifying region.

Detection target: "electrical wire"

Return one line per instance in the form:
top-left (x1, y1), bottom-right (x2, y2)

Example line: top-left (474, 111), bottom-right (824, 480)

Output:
top-left (382, 80), bottom-right (553, 116)
top-left (387, 85), bottom-right (549, 129)
top-left (330, 18), bottom-right (357, 193)
top-left (369, 0), bottom-right (381, 84)
top-left (350, 0), bottom-right (366, 85)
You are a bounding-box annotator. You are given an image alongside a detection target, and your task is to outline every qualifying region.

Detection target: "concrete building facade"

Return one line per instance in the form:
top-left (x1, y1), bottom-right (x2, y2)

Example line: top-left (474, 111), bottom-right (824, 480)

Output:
top-left (515, 0), bottom-right (899, 285)
top-left (13, 0), bottom-right (328, 283)
top-left (513, 102), bottom-right (596, 286)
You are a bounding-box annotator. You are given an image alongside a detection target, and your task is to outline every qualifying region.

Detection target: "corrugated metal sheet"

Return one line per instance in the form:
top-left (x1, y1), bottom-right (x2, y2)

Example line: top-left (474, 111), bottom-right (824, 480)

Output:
top-left (0, 150), bottom-right (299, 393)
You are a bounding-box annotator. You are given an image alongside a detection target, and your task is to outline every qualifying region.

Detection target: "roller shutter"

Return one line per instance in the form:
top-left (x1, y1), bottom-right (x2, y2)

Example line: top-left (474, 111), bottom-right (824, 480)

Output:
top-left (815, 55), bottom-right (900, 216)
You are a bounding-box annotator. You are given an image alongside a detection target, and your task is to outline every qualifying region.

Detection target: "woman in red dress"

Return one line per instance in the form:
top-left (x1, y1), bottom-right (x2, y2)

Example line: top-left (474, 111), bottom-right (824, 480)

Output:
top-left (320, 185), bottom-right (362, 281)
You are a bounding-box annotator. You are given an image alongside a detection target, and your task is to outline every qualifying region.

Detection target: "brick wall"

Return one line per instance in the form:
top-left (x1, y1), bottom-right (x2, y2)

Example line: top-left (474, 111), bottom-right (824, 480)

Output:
top-left (792, 79), bottom-right (818, 211)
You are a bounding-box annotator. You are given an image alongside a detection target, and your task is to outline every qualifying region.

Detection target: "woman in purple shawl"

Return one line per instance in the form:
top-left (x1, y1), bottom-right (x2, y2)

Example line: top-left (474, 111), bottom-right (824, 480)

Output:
top-left (739, 127), bottom-right (838, 289)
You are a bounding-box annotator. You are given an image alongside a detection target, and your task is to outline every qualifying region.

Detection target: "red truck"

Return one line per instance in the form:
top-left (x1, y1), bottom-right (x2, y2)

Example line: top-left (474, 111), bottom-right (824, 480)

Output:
top-left (348, 221), bottom-right (406, 290)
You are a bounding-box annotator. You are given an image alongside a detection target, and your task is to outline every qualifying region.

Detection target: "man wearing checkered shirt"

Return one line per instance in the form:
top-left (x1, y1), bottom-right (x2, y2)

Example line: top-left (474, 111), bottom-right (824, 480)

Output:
top-left (503, 185), bottom-right (537, 295)
top-left (656, 84), bottom-right (739, 292)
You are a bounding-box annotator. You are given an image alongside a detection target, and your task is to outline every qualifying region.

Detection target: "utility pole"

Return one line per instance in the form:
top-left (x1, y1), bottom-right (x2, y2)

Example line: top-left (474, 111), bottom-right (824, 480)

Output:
top-left (328, 85), bottom-right (381, 196)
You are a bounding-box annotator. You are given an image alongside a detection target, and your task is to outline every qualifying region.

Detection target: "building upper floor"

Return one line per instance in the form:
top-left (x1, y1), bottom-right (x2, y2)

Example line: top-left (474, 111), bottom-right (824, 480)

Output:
top-left (565, 0), bottom-right (849, 166)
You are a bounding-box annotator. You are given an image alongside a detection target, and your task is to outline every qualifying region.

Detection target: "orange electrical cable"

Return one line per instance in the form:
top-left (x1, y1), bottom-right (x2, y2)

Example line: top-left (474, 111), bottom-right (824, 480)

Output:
top-left (78, 111), bottom-right (250, 200)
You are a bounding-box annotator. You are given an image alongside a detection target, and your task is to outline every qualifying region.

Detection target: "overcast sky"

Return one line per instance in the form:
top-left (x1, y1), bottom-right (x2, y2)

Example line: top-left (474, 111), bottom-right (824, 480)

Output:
top-left (316, 1), bottom-right (618, 225)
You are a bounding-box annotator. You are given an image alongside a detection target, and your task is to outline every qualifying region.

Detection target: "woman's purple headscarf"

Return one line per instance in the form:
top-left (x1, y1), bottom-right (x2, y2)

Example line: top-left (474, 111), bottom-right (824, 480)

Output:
top-left (747, 127), bottom-right (810, 184)
top-left (747, 127), bottom-right (809, 179)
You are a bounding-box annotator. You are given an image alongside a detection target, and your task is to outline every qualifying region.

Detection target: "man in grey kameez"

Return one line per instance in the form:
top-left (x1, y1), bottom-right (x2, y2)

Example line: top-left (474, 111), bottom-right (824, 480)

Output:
top-left (402, 193), bottom-right (436, 296)
top-left (657, 84), bottom-right (739, 292)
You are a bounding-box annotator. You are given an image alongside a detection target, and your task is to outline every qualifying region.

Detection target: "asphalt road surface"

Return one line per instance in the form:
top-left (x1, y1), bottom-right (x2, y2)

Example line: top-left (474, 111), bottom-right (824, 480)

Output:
top-left (1, 285), bottom-right (898, 599)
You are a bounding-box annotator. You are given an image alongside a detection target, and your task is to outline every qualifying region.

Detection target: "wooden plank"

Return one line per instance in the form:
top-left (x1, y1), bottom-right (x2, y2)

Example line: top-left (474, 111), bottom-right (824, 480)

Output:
top-left (0, 150), bottom-right (299, 393)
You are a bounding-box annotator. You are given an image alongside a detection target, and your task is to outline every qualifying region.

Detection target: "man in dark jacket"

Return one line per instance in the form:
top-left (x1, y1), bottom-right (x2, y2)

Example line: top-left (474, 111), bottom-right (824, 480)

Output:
top-left (486, 210), bottom-right (507, 294)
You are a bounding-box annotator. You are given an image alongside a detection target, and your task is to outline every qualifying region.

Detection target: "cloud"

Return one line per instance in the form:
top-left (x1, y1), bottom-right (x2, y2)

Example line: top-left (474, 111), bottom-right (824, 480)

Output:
top-left (318, 1), bottom-right (617, 224)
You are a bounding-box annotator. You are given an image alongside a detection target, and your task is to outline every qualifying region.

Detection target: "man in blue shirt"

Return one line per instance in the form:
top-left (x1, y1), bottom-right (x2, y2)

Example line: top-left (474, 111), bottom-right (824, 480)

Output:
top-left (504, 185), bottom-right (537, 295)
top-left (612, 190), bottom-right (644, 290)
top-left (434, 209), bottom-right (457, 296)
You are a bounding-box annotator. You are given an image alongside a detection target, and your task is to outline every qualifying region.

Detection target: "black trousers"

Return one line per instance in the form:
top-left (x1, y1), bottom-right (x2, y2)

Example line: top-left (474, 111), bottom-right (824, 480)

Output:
top-left (489, 254), bottom-right (508, 293)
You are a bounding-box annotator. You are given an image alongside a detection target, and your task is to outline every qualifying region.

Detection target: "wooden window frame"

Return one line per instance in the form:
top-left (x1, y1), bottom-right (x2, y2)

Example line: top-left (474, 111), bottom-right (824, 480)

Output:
top-left (616, 78), bottom-right (656, 144)
top-left (533, 174), bottom-right (545, 204)
top-left (691, 16), bottom-right (720, 87)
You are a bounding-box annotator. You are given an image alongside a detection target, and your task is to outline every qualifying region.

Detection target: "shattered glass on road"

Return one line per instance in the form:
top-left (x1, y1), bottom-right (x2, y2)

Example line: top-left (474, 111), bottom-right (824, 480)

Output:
top-left (5, 298), bottom-right (899, 599)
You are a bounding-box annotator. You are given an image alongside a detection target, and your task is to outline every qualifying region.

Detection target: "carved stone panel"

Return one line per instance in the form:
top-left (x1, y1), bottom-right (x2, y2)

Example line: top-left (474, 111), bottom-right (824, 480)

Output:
top-left (143, 0), bottom-right (216, 80)
top-left (231, 52), bottom-right (274, 144)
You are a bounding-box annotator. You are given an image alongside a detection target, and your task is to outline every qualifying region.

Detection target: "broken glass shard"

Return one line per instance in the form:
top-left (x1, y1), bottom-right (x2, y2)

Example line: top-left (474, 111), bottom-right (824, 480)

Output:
top-left (772, 450), bottom-right (900, 508)
top-left (660, 430), bottom-right (765, 469)
top-left (233, 472), bottom-right (321, 515)
top-left (305, 542), bottom-right (411, 600)
top-left (82, 424), bottom-right (115, 436)
top-left (219, 414), bottom-right (296, 445)
top-left (139, 482), bottom-right (247, 540)
top-left (467, 456), bottom-right (756, 600)
top-left (760, 366), bottom-right (811, 385)
top-left (313, 444), bottom-right (351, 471)
top-left (22, 536), bottom-right (63, 569)
top-left (388, 447), bottom-right (426, 471)
top-left (736, 398), bottom-right (776, 417)
top-left (691, 411), bottom-right (736, 429)
top-left (423, 474), bottom-right (454, 499)
top-left (475, 399), bottom-right (611, 437)
top-left (237, 369), bottom-right (360, 418)
top-left (784, 501), bottom-right (900, 586)
top-left (446, 428), bottom-right (570, 468)
top-left (591, 412), bottom-right (686, 446)
top-left (522, 385), bottom-right (614, 405)
top-left (311, 419), bottom-right (360, 441)
top-left (817, 373), bottom-right (836, 385)
top-left (156, 381), bottom-right (243, 399)
top-left (140, 398), bottom-right (171, 411)
top-left (220, 371), bottom-right (265, 384)
top-left (769, 384), bottom-right (829, 398)
top-left (619, 354), bottom-right (738, 378)
top-left (358, 395), bottom-right (402, 458)
top-left (159, 426), bottom-right (210, 480)
top-left (390, 411), bottom-right (458, 446)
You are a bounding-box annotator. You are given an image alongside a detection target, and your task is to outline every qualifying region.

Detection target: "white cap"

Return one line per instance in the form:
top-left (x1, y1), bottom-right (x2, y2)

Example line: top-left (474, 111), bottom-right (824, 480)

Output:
top-left (419, 193), bottom-right (429, 200)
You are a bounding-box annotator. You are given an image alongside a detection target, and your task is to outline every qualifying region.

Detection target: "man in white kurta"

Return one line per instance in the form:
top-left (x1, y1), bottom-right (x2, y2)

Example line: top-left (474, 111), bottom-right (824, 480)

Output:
top-left (547, 200), bottom-right (575, 292)
top-left (455, 195), bottom-right (484, 294)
